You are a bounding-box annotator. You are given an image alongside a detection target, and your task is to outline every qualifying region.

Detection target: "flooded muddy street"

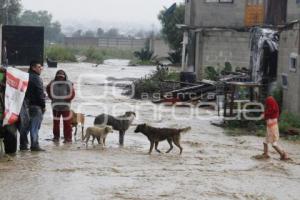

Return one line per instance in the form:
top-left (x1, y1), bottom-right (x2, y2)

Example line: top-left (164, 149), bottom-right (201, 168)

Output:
top-left (1, 61), bottom-right (300, 200)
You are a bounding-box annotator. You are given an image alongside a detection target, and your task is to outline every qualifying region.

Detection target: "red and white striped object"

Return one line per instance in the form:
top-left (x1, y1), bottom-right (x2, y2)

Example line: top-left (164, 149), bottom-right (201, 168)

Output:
top-left (3, 67), bottom-right (29, 126)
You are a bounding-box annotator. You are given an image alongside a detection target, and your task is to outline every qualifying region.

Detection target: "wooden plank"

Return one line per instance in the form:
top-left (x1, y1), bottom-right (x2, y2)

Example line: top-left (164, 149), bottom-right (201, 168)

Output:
top-left (162, 80), bottom-right (199, 86)
top-left (265, 0), bottom-right (287, 25)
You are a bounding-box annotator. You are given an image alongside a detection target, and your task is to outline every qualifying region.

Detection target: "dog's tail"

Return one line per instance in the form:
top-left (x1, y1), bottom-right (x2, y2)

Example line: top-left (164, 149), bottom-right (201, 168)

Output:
top-left (179, 127), bottom-right (191, 134)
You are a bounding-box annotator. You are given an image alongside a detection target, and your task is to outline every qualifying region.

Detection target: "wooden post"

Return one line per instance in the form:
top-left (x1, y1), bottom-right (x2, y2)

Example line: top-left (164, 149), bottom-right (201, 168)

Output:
top-left (250, 86), bottom-right (254, 102)
top-left (230, 85), bottom-right (235, 117)
top-left (265, 0), bottom-right (287, 25)
top-left (224, 88), bottom-right (227, 117)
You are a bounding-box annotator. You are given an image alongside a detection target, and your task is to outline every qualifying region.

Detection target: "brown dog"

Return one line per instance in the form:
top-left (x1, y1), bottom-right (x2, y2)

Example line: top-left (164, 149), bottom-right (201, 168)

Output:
top-left (71, 110), bottom-right (85, 140)
top-left (134, 124), bottom-right (191, 154)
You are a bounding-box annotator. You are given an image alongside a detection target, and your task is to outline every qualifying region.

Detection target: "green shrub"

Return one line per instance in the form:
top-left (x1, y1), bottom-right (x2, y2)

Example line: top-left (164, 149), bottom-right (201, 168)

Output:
top-left (272, 88), bottom-right (283, 109)
top-left (83, 47), bottom-right (104, 64)
top-left (205, 66), bottom-right (219, 80)
top-left (134, 48), bottom-right (154, 62)
top-left (221, 62), bottom-right (232, 75)
top-left (168, 49), bottom-right (181, 64)
top-left (279, 111), bottom-right (300, 133)
top-left (124, 68), bottom-right (180, 99)
top-left (167, 72), bottom-right (180, 81)
top-left (45, 45), bottom-right (76, 62)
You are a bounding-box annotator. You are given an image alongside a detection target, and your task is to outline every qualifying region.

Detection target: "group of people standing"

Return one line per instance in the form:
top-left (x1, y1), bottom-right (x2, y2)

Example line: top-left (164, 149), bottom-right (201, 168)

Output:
top-left (19, 61), bottom-right (75, 152)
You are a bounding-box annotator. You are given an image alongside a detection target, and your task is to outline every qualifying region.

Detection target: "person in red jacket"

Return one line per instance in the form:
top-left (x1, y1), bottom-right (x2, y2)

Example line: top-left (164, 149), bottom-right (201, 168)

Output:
top-left (262, 96), bottom-right (289, 160)
top-left (46, 70), bottom-right (75, 143)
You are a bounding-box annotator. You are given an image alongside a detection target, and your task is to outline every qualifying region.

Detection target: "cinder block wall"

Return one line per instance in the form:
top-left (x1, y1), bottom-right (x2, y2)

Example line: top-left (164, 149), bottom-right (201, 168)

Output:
top-left (188, 0), bottom-right (246, 27)
top-left (287, 1), bottom-right (300, 22)
top-left (277, 23), bottom-right (300, 114)
top-left (195, 30), bottom-right (250, 80)
top-left (195, 30), bottom-right (250, 79)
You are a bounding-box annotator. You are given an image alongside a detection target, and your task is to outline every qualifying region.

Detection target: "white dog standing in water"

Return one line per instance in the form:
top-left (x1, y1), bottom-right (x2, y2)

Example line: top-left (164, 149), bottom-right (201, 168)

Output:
top-left (83, 126), bottom-right (113, 148)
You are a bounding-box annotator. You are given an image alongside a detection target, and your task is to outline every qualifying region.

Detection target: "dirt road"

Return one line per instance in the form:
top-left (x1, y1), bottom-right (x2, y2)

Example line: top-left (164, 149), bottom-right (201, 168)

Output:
top-left (0, 61), bottom-right (299, 200)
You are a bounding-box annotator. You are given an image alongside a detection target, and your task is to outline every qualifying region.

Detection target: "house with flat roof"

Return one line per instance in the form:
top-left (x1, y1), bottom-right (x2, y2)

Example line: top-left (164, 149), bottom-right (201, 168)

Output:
top-left (183, 0), bottom-right (300, 114)
top-left (183, 0), bottom-right (293, 79)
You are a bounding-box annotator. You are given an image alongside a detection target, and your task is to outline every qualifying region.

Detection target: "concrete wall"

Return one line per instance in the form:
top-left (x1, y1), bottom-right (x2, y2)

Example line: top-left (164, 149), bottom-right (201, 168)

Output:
top-left (277, 22), bottom-right (300, 114)
top-left (64, 36), bottom-right (170, 58)
top-left (195, 30), bottom-right (250, 79)
top-left (186, 0), bottom-right (247, 27)
top-left (287, 1), bottom-right (300, 22)
top-left (185, 0), bottom-right (300, 27)
top-left (150, 39), bottom-right (170, 58)
top-left (65, 37), bottom-right (147, 50)
top-left (98, 38), bottom-right (146, 50)
top-left (64, 37), bottom-right (99, 48)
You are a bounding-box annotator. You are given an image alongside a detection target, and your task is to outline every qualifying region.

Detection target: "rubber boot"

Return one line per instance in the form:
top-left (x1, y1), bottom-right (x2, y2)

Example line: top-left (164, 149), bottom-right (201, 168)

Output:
top-left (272, 145), bottom-right (289, 160)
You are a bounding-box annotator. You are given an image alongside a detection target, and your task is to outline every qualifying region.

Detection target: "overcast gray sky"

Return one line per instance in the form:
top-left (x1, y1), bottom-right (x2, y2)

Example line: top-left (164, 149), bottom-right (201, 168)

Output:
top-left (21, 0), bottom-right (184, 27)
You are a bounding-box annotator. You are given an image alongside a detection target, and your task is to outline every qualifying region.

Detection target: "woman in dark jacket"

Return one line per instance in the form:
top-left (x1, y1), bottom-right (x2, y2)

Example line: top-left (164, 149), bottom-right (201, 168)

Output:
top-left (46, 70), bottom-right (75, 143)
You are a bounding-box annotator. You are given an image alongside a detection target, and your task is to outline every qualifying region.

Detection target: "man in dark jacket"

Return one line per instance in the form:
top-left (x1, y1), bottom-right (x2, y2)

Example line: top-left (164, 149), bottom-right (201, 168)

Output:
top-left (20, 60), bottom-right (46, 151)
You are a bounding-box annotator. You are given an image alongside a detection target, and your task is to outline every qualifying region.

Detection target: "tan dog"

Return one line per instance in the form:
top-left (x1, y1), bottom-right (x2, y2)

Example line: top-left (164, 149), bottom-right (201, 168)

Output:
top-left (83, 126), bottom-right (113, 148)
top-left (71, 110), bottom-right (85, 140)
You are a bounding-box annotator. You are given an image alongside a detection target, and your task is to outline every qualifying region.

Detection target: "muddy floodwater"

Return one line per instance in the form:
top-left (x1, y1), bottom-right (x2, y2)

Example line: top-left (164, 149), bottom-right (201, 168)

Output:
top-left (0, 60), bottom-right (300, 200)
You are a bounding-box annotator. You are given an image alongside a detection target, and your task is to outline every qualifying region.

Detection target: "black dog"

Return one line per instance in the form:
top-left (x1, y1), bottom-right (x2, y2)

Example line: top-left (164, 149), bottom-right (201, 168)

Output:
top-left (134, 124), bottom-right (191, 154)
top-left (94, 111), bottom-right (136, 145)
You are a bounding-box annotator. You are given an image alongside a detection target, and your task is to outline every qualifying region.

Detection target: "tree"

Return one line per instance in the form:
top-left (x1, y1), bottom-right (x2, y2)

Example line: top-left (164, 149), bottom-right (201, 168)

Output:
top-left (96, 28), bottom-right (104, 37)
top-left (84, 30), bottom-right (95, 37)
top-left (158, 3), bottom-right (185, 51)
top-left (72, 29), bottom-right (82, 37)
top-left (18, 10), bottom-right (64, 42)
top-left (0, 0), bottom-right (21, 25)
top-left (135, 30), bottom-right (146, 39)
top-left (105, 28), bottom-right (119, 38)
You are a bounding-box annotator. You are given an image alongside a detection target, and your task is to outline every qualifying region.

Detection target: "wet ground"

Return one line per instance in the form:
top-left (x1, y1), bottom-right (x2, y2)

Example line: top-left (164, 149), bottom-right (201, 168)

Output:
top-left (0, 60), bottom-right (300, 200)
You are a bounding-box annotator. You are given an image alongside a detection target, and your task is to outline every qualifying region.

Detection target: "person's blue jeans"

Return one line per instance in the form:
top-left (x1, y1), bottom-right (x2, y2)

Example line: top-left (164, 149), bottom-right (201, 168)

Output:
top-left (22, 106), bottom-right (43, 148)
top-left (18, 103), bottom-right (30, 149)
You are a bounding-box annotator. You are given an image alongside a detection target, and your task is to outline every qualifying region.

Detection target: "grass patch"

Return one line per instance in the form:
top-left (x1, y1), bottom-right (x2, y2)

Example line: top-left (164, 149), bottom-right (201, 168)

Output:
top-left (129, 59), bottom-right (156, 66)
